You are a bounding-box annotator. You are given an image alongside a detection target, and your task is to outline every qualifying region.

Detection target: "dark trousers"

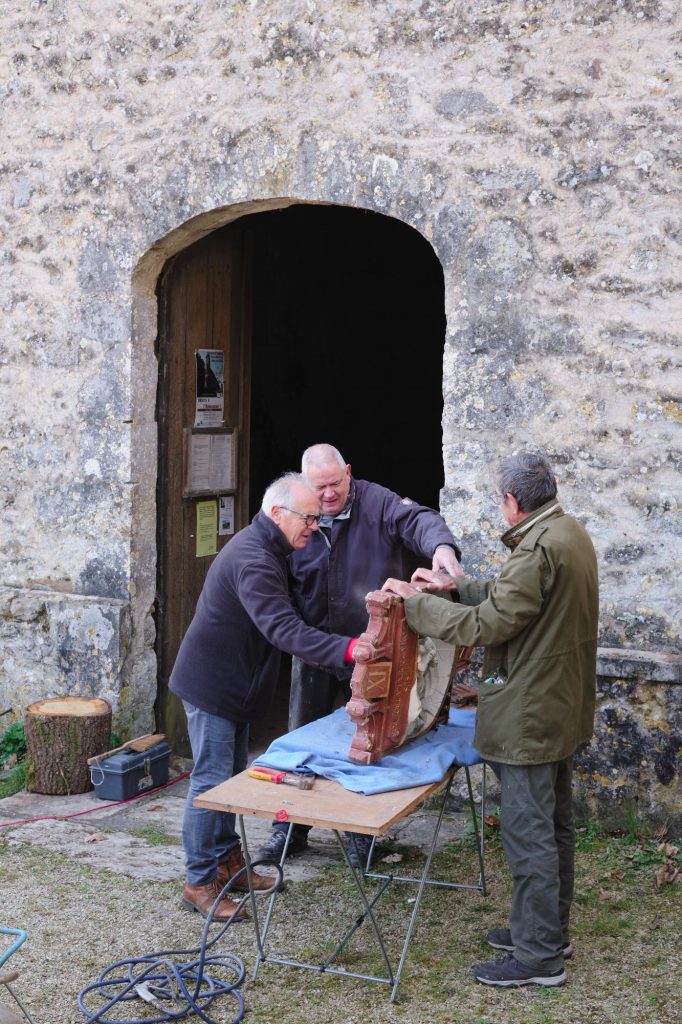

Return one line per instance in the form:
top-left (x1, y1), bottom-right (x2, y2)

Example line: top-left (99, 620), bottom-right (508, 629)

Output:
top-left (499, 757), bottom-right (575, 971)
top-left (288, 657), bottom-right (351, 732)
top-left (272, 658), bottom-right (351, 838)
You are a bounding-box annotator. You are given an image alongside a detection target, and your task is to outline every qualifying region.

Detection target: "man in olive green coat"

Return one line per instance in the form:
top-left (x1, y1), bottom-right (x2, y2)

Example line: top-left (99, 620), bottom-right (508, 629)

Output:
top-left (383, 452), bottom-right (599, 988)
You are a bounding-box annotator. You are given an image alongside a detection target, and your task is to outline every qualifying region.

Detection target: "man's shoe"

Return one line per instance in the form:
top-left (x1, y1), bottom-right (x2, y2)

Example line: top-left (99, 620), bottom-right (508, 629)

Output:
top-left (474, 955), bottom-right (567, 987)
top-left (253, 828), bottom-right (308, 864)
top-left (217, 845), bottom-right (281, 892)
top-left (486, 927), bottom-right (574, 959)
top-left (181, 878), bottom-right (248, 921)
top-left (345, 832), bottom-right (373, 871)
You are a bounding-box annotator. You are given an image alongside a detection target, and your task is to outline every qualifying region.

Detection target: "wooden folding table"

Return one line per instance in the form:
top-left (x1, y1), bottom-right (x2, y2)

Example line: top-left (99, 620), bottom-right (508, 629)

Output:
top-left (195, 763), bottom-right (487, 1001)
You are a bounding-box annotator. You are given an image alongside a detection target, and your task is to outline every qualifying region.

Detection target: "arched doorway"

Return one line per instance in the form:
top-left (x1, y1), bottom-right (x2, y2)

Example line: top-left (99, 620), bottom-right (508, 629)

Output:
top-left (247, 204), bottom-right (445, 509)
top-left (155, 203), bottom-right (446, 751)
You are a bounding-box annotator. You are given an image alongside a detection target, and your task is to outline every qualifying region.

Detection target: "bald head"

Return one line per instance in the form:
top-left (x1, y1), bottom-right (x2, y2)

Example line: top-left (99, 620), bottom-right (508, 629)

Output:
top-left (301, 444), bottom-right (351, 517)
top-left (301, 444), bottom-right (346, 475)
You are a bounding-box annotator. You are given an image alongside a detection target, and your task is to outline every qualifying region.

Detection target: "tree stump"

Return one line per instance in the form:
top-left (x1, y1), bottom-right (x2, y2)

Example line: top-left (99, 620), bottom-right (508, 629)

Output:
top-left (24, 697), bottom-right (112, 795)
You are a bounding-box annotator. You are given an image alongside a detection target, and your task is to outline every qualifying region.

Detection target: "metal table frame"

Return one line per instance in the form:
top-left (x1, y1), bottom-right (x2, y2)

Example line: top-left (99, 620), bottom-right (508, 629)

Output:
top-left (198, 763), bottom-right (487, 1002)
top-left (0, 928), bottom-right (35, 1023)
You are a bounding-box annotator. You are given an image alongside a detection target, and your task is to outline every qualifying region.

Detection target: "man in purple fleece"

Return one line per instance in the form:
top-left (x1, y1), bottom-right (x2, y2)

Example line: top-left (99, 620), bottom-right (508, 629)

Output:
top-left (170, 472), bottom-right (356, 921)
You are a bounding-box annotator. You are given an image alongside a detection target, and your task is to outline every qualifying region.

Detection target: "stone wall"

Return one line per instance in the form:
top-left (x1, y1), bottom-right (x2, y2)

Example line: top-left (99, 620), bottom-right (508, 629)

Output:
top-left (1, 2), bottom-right (680, 820)
top-left (452, 649), bottom-right (682, 835)
top-left (577, 649), bottom-right (682, 832)
top-left (0, 585), bottom-right (142, 730)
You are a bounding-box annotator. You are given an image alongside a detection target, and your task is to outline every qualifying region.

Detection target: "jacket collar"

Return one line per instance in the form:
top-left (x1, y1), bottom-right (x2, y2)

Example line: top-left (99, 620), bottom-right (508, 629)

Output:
top-left (501, 499), bottom-right (563, 549)
top-left (252, 509), bottom-right (295, 555)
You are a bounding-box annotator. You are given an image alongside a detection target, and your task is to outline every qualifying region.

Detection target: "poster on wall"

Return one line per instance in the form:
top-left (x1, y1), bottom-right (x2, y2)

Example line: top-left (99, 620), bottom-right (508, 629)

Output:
top-left (196, 500), bottom-right (218, 558)
top-left (194, 349), bottom-right (225, 427)
top-left (183, 429), bottom-right (236, 497)
top-left (218, 495), bottom-right (235, 536)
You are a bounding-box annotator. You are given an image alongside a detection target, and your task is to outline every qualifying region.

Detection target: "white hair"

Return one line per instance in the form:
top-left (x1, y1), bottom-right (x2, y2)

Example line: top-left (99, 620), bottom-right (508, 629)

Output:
top-left (301, 443), bottom-right (347, 477)
top-left (261, 472), bottom-right (314, 516)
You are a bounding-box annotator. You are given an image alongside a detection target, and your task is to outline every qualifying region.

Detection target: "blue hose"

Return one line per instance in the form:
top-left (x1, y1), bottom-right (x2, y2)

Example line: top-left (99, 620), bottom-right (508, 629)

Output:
top-left (77, 862), bottom-right (283, 1024)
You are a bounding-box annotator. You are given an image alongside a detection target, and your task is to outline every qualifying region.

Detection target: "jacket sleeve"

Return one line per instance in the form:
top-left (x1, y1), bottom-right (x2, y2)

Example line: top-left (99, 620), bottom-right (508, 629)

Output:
top-left (456, 579), bottom-right (493, 605)
top-left (235, 556), bottom-right (351, 668)
top-left (380, 488), bottom-right (462, 561)
top-left (403, 544), bottom-right (548, 647)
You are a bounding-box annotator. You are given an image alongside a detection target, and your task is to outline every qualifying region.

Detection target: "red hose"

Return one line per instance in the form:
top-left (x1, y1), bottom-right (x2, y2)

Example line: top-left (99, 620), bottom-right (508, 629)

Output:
top-left (0, 771), bottom-right (191, 828)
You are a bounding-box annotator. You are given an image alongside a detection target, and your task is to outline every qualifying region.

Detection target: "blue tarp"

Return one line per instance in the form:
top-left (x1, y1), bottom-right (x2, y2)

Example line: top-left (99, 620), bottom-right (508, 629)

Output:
top-left (253, 706), bottom-right (481, 795)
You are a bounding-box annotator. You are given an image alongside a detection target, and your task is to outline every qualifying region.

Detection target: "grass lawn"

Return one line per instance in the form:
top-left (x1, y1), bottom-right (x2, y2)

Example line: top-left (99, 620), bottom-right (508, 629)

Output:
top-left (1, 820), bottom-right (680, 1023)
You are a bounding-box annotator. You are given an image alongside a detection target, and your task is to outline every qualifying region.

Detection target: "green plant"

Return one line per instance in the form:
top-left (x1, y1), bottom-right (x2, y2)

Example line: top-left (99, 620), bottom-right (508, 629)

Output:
top-left (575, 818), bottom-right (607, 851)
top-left (128, 825), bottom-right (179, 846)
top-left (624, 839), bottom-right (671, 871)
top-left (625, 800), bottom-right (639, 842)
top-left (0, 722), bottom-right (26, 765)
top-left (0, 761), bottom-right (26, 799)
top-left (589, 914), bottom-right (634, 937)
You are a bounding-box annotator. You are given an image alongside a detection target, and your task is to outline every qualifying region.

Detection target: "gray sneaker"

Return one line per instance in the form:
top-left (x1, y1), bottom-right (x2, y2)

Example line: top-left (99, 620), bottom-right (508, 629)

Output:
top-left (486, 927), bottom-right (574, 959)
top-left (344, 832), bottom-right (374, 870)
top-left (253, 827), bottom-right (308, 865)
top-left (474, 955), bottom-right (567, 987)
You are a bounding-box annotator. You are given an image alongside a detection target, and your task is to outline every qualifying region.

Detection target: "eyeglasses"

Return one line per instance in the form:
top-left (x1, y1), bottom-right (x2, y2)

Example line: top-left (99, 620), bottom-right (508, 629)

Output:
top-left (490, 492), bottom-right (508, 505)
top-left (279, 507), bottom-right (322, 527)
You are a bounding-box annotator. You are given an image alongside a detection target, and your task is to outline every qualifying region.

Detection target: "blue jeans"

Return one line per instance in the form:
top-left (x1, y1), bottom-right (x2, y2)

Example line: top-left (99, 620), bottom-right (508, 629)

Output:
top-left (182, 700), bottom-right (249, 885)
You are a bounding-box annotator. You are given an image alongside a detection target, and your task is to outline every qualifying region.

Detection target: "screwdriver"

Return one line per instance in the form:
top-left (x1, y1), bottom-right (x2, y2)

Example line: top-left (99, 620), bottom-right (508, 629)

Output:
top-left (248, 766), bottom-right (315, 790)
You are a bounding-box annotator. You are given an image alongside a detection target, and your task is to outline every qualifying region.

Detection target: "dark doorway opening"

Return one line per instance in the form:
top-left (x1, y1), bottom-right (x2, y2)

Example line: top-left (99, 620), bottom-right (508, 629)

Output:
top-left (244, 203), bottom-right (446, 754)
top-left (247, 204), bottom-right (446, 514)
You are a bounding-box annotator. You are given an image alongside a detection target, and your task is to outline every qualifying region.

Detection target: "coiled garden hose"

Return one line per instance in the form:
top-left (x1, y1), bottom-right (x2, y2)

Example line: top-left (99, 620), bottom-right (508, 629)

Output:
top-left (77, 860), bottom-right (284, 1024)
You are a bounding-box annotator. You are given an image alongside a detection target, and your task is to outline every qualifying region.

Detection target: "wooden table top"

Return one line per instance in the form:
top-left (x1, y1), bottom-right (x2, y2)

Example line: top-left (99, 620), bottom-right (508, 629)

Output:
top-left (194, 766), bottom-right (458, 836)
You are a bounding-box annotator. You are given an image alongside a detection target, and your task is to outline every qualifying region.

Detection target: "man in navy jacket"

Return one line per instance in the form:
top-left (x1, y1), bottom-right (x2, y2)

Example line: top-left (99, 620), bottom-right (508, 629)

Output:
top-left (255, 444), bottom-right (463, 868)
top-left (170, 472), bottom-right (356, 920)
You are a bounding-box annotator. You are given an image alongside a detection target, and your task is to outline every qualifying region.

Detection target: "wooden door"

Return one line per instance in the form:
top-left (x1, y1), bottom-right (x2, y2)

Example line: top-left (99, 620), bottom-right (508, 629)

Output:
top-left (156, 225), bottom-right (252, 752)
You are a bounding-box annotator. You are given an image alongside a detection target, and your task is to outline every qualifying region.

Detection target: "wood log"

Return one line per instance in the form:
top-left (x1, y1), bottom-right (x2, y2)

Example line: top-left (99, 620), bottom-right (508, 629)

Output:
top-left (24, 696), bottom-right (112, 795)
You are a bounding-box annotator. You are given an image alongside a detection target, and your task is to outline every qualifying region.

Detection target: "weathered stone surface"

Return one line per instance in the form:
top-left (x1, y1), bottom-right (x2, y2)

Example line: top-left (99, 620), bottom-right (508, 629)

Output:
top-left (0, 586), bottom-right (137, 724)
top-left (0, 1), bottom-right (680, 823)
top-left (575, 650), bottom-right (682, 832)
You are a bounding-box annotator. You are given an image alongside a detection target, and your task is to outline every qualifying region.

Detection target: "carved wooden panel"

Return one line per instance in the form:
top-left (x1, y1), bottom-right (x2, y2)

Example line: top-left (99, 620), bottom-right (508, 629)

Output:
top-left (345, 590), bottom-right (473, 765)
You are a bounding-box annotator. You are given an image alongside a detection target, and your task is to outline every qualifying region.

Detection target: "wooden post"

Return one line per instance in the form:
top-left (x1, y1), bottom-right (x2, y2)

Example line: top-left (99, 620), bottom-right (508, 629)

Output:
top-left (24, 697), bottom-right (112, 795)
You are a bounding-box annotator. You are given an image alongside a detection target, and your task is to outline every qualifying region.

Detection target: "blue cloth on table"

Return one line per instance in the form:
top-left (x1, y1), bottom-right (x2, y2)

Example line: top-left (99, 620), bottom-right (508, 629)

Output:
top-left (253, 706), bottom-right (481, 795)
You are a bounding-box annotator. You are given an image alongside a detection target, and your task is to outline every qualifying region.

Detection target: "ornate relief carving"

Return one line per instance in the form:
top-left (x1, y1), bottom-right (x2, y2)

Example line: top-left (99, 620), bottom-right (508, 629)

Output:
top-left (346, 590), bottom-right (473, 764)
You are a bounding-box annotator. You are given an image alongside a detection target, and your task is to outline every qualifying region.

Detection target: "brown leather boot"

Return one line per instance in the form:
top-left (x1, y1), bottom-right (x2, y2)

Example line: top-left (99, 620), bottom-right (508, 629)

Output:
top-left (182, 877), bottom-right (248, 921)
top-left (217, 844), bottom-right (281, 892)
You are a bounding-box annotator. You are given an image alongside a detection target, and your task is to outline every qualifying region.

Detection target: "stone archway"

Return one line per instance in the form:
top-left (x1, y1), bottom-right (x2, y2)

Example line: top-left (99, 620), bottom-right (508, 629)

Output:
top-left (131, 199), bottom-right (447, 747)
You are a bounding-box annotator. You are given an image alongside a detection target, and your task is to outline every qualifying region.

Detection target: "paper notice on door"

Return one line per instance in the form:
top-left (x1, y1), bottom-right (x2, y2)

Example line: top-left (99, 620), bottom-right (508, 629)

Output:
top-left (196, 501), bottom-right (217, 558)
top-left (195, 349), bottom-right (225, 427)
top-left (218, 495), bottom-right (235, 536)
top-left (187, 432), bottom-right (234, 494)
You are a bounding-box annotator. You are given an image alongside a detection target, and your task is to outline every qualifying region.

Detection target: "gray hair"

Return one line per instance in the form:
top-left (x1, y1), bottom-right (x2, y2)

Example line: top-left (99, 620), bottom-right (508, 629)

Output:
top-left (496, 452), bottom-right (558, 513)
top-left (261, 472), bottom-right (313, 516)
top-left (301, 443), bottom-right (347, 477)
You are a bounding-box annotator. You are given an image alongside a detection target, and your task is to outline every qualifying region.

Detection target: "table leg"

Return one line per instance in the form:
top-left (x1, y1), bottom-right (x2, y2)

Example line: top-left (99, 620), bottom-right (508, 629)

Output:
top-left (238, 814), bottom-right (286, 981)
top-left (389, 771), bottom-right (455, 1001)
top-left (323, 830), bottom-right (395, 981)
top-left (464, 765), bottom-right (487, 896)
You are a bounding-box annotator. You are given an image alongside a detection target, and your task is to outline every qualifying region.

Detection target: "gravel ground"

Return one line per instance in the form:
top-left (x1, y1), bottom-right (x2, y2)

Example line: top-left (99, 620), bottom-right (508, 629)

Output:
top-left (2, 805), bottom-right (680, 1024)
